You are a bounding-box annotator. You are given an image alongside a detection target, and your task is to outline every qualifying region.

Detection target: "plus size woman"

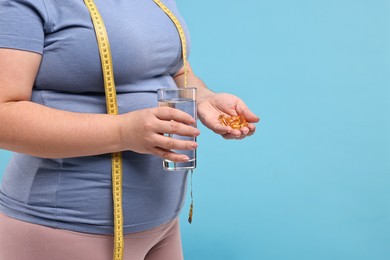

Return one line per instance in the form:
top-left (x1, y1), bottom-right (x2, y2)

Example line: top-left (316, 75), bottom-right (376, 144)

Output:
top-left (0, 0), bottom-right (259, 259)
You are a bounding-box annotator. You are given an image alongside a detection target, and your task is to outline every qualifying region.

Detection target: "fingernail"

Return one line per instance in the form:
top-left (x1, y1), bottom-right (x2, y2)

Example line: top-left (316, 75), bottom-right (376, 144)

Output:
top-left (182, 156), bottom-right (190, 161)
top-left (191, 142), bottom-right (198, 149)
top-left (194, 129), bottom-right (200, 136)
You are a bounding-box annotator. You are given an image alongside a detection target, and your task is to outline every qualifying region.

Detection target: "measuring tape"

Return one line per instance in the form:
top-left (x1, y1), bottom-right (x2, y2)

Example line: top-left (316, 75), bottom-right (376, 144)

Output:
top-left (83, 1), bottom-right (189, 259)
top-left (83, 1), bottom-right (124, 259)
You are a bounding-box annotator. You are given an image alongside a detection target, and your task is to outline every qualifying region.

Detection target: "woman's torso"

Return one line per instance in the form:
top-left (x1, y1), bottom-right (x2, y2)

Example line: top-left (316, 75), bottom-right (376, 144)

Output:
top-left (0, 0), bottom-right (190, 234)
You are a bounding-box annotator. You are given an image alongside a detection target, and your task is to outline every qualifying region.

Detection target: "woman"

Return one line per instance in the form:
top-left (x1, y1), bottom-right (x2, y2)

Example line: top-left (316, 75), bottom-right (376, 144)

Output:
top-left (0, 0), bottom-right (259, 259)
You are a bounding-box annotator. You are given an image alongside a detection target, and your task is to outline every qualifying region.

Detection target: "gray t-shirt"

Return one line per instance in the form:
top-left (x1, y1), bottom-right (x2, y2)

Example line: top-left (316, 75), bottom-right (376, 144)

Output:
top-left (0, 0), bottom-right (191, 234)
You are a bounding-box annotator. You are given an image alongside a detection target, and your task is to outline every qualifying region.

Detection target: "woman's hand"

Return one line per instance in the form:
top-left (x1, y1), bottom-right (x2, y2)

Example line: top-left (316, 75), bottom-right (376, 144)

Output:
top-left (197, 93), bottom-right (260, 139)
top-left (119, 107), bottom-right (199, 162)
top-left (173, 63), bottom-right (259, 140)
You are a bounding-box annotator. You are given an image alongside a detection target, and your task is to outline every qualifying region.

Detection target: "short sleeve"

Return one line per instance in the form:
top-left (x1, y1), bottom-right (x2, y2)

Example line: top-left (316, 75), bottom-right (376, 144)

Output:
top-left (0, 0), bottom-right (48, 54)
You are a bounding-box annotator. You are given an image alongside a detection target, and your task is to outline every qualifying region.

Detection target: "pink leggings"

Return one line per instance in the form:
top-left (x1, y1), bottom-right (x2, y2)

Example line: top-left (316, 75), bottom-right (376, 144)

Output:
top-left (0, 213), bottom-right (183, 260)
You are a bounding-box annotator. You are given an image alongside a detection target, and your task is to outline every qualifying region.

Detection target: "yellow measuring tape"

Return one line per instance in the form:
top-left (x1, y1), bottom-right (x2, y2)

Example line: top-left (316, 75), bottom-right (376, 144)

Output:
top-left (83, 1), bottom-right (124, 259)
top-left (83, 1), bottom-right (189, 259)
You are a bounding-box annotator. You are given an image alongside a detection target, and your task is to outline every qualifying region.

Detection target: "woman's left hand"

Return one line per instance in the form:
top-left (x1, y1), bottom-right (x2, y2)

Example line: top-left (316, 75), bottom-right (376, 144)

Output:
top-left (173, 64), bottom-right (259, 139)
top-left (197, 92), bottom-right (260, 140)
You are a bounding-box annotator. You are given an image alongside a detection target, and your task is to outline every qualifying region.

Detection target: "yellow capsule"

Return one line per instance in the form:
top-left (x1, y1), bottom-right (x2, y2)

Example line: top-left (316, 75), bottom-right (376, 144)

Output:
top-left (218, 115), bottom-right (228, 126)
top-left (239, 115), bottom-right (247, 123)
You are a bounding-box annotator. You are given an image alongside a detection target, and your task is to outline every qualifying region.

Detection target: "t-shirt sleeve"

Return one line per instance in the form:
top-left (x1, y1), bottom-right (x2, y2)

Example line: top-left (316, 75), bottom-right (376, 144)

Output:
top-left (0, 0), bottom-right (48, 54)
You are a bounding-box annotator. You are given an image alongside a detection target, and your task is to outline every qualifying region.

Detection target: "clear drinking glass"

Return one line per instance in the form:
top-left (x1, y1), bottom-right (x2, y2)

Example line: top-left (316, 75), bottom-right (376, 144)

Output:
top-left (157, 87), bottom-right (197, 171)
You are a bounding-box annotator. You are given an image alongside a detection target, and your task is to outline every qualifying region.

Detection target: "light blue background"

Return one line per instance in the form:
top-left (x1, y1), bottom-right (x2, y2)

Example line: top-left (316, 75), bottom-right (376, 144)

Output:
top-left (1, 0), bottom-right (390, 259)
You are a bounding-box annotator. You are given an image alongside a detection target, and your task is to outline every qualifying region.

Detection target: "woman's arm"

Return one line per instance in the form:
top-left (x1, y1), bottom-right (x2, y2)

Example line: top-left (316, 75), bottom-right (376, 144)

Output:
top-left (0, 49), bottom-right (198, 160)
top-left (173, 63), bottom-right (214, 103)
top-left (0, 49), bottom-right (124, 158)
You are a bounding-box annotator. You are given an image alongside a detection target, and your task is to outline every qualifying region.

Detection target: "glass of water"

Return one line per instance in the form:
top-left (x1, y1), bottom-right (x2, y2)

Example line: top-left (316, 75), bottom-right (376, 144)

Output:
top-left (157, 87), bottom-right (197, 171)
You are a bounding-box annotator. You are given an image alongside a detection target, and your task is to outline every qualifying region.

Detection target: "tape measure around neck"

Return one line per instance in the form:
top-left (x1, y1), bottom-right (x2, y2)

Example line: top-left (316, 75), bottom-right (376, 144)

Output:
top-left (82, 1), bottom-right (123, 260)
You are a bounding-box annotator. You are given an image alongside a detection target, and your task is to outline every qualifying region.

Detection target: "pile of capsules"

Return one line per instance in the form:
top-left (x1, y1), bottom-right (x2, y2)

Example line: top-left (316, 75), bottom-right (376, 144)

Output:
top-left (218, 114), bottom-right (248, 129)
